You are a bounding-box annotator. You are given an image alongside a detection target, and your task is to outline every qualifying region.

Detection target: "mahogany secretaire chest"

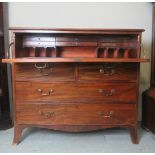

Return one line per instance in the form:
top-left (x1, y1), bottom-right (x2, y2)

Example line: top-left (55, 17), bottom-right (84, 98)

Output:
top-left (2, 28), bottom-right (149, 145)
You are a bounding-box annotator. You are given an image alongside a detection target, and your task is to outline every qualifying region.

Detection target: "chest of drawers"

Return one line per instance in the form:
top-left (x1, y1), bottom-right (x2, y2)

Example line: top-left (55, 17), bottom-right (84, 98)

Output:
top-left (2, 28), bottom-right (149, 145)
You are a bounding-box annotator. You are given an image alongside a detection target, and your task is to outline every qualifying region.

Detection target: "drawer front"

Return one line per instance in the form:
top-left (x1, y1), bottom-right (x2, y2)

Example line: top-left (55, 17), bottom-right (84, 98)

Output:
top-left (16, 82), bottom-right (78, 102)
top-left (23, 35), bottom-right (55, 48)
top-left (56, 36), bottom-right (98, 42)
top-left (15, 63), bottom-right (75, 82)
top-left (76, 83), bottom-right (137, 102)
top-left (23, 41), bottom-right (55, 48)
top-left (56, 36), bottom-right (98, 47)
top-left (78, 63), bottom-right (138, 81)
top-left (56, 42), bottom-right (97, 47)
top-left (15, 82), bottom-right (137, 103)
top-left (23, 35), bottom-right (55, 42)
top-left (16, 103), bottom-right (136, 125)
top-left (98, 42), bottom-right (137, 48)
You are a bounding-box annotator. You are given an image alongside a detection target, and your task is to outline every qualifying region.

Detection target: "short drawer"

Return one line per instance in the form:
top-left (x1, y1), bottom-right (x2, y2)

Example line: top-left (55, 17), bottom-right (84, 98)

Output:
top-left (16, 103), bottom-right (136, 125)
top-left (15, 63), bottom-right (75, 82)
top-left (16, 82), bottom-right (78, 102)
top-left (15, 82), bottom-right (137, 103)
top-left (78, 63), bottom-right (138, 82)
top-left (77, 83), bottom-right (137, 102)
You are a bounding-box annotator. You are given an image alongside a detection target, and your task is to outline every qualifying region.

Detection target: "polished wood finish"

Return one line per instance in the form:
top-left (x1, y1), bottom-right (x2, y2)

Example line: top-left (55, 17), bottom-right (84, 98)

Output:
top-left (78, 63), bottom-right (138, 82)
top-left (142, 3), bottom-right (155, 134)
top-left (14, 63), bottom-right (138, 82)
top-left (16, 103), bottom-right (136, 125)
top-left (2, 28), bottom-right (148, 145)
top-left (15, 63), bottom-right (75, 82)
top-left (15, 82), bottom-right (137, 103)
top-left (2, 58), bottom-right (149, 63)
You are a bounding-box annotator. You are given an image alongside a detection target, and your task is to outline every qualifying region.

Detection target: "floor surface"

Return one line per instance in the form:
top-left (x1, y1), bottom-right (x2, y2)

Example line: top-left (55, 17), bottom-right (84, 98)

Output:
top-left (0, 126), bottom-right (155, 153)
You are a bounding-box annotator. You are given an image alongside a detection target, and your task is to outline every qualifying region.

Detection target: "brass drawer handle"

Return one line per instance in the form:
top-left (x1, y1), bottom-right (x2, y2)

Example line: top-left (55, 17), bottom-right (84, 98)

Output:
top-left (34, 63), bottom-right (52, 76)
top-left (99, 68), bottom-right (115, 75)
top-left (38, 110), bottom-right (55, 119)
top-left (98, 111), bottom-right (114, 118)
top-left (98, 89), bottom-right (115, 96)
top-left (35, 63), bottom-right (47, 70)
top-left (37, 89), bottom-right (54, 96)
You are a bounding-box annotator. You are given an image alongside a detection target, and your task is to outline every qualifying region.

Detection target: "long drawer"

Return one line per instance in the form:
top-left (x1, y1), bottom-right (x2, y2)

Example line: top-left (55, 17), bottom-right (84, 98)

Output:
top-left (15, 63), bottom-right (75, 82)
top-left (16, 103), bottom-right (136, 125)
top-left (78, 63), bottom-right (138, 82)
top-left (15, 82), bottom-right (137, 103)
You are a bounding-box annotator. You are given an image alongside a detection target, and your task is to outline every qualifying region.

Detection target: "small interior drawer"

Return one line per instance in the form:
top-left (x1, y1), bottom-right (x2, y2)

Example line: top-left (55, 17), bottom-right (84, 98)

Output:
top-left (23, 35), bottom-right (55, 42)
top-left (23, 41), bottom-right (55, 48)
top-left (23, 35), bottom-right (56, 48)
top-left (56, 36), bottom-right (98, 42)
top-left (56, 41), bottom-right (97, 47)
top-left (55, 36), bottom-right (98, 47)
top-left (98, 42), bottom-right (137, 48)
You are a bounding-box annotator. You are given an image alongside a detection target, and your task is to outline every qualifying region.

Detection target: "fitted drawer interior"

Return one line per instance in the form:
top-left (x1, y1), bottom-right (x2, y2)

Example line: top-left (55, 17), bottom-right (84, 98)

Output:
top-left (14, 33), bottom-right (139, 58)
top-left (15, 82), bottom-right (137, 103)
top-left (16, 103), bottom-right (136, 125)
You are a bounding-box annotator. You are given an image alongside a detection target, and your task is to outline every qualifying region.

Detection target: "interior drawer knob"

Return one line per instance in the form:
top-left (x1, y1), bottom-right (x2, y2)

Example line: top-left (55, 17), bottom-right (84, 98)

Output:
top-left (37, 89), bottom-right (54, 96)
top-left (98, 89), bottom-right (115, 96)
